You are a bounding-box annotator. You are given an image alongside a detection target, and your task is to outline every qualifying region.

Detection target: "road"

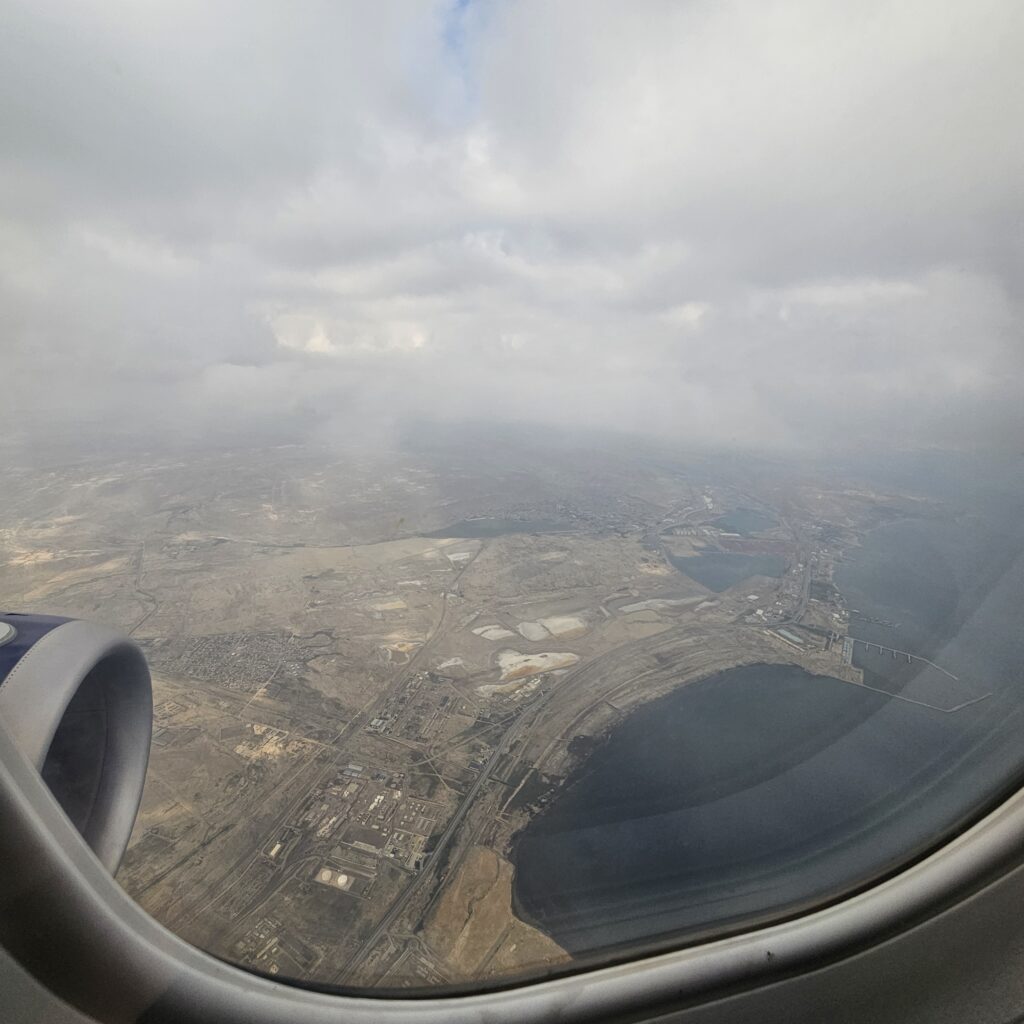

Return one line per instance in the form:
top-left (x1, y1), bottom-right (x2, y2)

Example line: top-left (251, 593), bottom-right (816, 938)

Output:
top-left (334, 621), bottom-right (757, 984)
top-left (155, 545), bottom-right (484, 935)
top-left (335, 687), bottom-right (538, 982)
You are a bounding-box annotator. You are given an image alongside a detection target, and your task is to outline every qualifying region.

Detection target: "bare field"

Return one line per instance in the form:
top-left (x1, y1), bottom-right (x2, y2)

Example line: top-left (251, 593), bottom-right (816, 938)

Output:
top-left (423, 845), bottom-right (568, 981)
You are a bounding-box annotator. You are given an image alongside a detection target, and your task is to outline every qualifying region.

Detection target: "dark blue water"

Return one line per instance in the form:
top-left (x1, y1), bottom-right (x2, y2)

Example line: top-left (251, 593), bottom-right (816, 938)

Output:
top-left (513, 491), bottom-right (1024, 958)
top-left (668, 551), bottom-right (786, 592)
top-left (711, 508), bottom-right (777, 536)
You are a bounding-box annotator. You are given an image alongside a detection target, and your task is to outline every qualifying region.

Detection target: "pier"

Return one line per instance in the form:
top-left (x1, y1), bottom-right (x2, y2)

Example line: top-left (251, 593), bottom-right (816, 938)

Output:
top-left (845, 635), bottom-right (959, 681)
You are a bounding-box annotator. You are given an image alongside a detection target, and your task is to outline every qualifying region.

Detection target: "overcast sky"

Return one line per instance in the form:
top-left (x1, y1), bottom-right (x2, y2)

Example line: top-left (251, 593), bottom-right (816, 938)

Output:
top-left (2, 0), bottom-right (1022, 454)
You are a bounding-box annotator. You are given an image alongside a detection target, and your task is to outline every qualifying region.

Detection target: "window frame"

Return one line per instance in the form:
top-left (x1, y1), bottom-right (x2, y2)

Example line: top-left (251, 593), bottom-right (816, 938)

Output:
top-left (2, 716), bottom-right (1024, 1024)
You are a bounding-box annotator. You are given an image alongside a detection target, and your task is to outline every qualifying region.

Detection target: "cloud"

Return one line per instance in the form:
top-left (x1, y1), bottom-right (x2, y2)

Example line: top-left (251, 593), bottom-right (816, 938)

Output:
top-left (1, 0), bottom-right (1021, 454)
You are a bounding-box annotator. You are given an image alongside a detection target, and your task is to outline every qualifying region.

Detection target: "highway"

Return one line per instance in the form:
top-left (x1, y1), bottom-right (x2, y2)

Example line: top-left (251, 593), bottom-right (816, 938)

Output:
top-left (335, 688), bottom-right (538, 982)
top-left (335, 622), bottom-right (764, 984)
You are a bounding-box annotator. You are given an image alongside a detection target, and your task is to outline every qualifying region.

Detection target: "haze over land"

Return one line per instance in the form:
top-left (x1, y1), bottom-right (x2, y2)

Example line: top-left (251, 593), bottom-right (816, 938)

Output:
top-left (2, 1), bottom-right (1022, 455)
top-left (2, 0), bottom-right (1024, 993)
top-left (4, 432), bottom-right (1022, 986)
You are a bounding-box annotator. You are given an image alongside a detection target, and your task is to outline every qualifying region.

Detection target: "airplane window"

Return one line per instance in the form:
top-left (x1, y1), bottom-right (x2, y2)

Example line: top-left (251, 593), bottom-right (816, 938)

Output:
top-left (1, 0), bottom-right (1022, 994)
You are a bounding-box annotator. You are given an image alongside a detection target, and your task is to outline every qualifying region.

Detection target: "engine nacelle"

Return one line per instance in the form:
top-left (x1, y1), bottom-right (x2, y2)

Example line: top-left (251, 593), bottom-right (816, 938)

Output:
top-left (0, 614), bottom-right (152, 874)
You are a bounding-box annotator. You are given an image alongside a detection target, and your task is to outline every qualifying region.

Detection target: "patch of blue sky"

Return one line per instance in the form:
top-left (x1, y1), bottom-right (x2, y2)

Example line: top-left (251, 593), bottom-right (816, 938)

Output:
top-left (440, 0), bottom-right (482, 117)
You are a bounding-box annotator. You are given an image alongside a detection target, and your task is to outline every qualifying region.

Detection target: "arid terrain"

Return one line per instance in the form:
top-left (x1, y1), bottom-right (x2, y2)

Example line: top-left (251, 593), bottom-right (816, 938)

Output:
top-left (0, 430), bottom-right (941, 987)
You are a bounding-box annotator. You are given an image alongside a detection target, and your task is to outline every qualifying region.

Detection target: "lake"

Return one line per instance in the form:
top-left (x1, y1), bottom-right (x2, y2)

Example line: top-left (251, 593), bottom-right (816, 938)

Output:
top-left (710, 508), bottom-right (778, 536)
top-left (667, 551), bottom-right (786, 592)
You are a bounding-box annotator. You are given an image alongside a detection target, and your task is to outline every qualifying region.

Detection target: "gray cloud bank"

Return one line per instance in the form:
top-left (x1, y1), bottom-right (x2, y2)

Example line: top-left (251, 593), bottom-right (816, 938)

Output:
top-left (2, 0), bottom-right (1022, 454)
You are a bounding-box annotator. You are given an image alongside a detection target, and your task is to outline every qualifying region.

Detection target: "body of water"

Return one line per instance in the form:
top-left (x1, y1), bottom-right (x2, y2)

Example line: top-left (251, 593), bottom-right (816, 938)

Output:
top-left (710, 508), bottom-right (778, 536)
top-left (667, 551), bottom-right (786, 592)
top-left (513, 482), bottom-right (1024, 960)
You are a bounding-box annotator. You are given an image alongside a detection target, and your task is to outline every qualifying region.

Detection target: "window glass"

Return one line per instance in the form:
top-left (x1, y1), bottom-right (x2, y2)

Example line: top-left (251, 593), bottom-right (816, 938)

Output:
top-left (1, 0), bottom-right (1022, 992)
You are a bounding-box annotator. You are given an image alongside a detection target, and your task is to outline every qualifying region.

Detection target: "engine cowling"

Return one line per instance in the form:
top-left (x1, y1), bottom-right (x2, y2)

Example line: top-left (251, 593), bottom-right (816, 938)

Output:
top-left (0, 614), bottom-right (152, 874)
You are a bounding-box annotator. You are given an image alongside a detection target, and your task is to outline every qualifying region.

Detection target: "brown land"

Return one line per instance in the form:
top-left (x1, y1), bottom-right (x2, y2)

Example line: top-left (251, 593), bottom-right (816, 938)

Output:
top-left (423, 845), bottom-right (568, 981)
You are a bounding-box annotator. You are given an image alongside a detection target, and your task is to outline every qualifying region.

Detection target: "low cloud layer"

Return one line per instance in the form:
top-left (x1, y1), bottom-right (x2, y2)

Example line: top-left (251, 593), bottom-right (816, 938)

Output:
top-left (2, 0), bottom-right (1022, 453)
